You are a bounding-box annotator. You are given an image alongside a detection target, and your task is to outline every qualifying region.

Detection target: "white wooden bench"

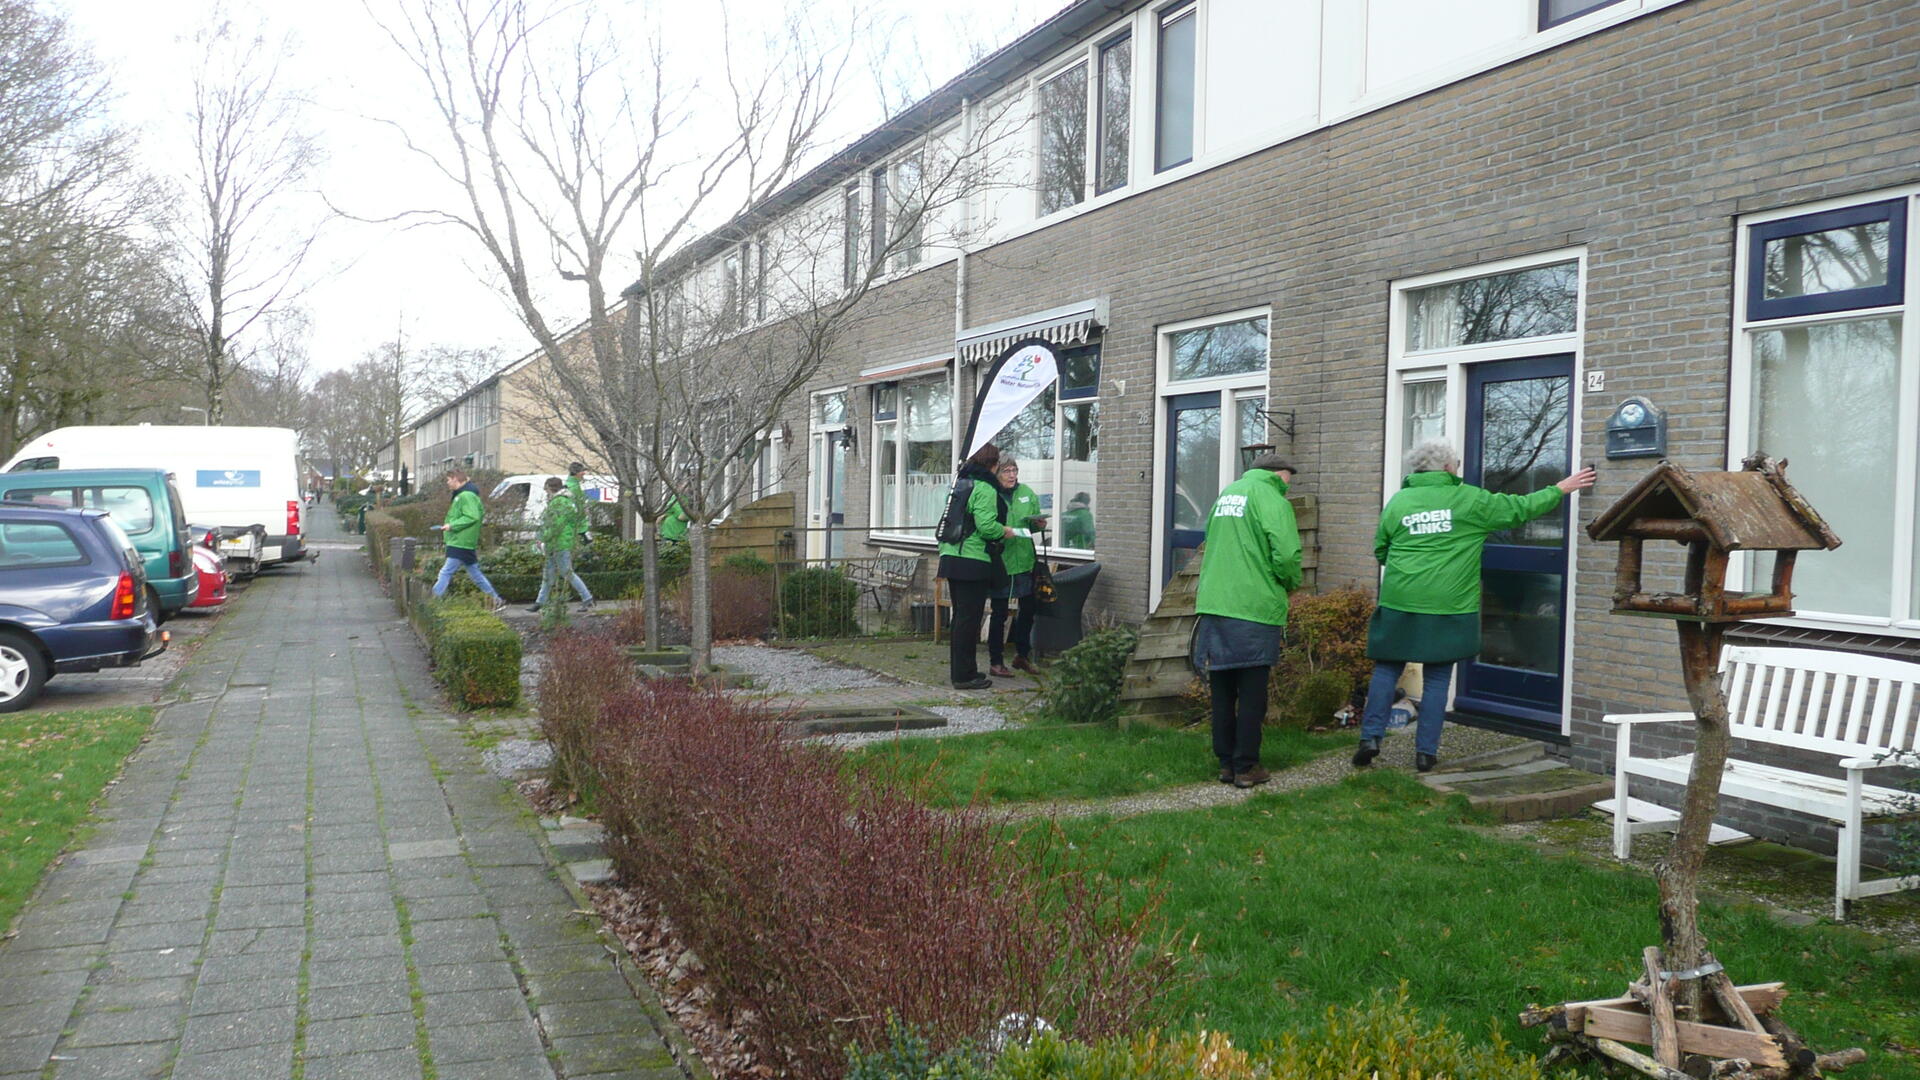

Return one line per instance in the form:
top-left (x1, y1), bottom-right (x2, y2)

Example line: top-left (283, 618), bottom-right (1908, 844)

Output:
top-left (1606, 645), bottom-right (1920, 919)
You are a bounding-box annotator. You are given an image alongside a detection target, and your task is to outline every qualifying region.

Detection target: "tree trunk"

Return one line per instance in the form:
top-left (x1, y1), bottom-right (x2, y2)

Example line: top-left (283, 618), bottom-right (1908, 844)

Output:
top-left (639, 517), bottom-right (662, 650)
top-left (1656, 620), bottom-right (1730, 1012)
top-left (688, 520), bottom-right (712, 676)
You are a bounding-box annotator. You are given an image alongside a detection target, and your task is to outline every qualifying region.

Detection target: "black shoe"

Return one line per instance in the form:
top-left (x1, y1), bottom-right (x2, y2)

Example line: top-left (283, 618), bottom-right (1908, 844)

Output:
top-left (952, 677), bottom-right (993, 690)
top-left (1416, 752), bottom-right (1438, 773)
top-left (527, 603), bottom-right (543, 613)
top-left (1218, 767), bottom-right (1234, 785)
top-left (1352, 738), bottom-right (1381, 767)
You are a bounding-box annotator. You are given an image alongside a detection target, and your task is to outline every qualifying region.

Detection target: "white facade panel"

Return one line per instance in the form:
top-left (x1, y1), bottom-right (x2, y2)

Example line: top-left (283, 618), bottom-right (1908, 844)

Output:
top-left (1364, 0), bottom-right (1530, 97)
top-left (1206, 0), bottom-right (1320, 150)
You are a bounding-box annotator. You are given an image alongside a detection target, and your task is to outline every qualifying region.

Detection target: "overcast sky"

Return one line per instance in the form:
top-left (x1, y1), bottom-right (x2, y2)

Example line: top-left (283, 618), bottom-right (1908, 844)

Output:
top-left (58, 0), bottom-right (1060, 377)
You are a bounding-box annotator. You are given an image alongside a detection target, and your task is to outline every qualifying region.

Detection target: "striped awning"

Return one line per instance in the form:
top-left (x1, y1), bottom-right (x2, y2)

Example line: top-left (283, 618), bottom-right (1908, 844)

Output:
top-left (855, 354), bottom-right (951, 384)
top-left (956, 298), bottom-right (1106, 364)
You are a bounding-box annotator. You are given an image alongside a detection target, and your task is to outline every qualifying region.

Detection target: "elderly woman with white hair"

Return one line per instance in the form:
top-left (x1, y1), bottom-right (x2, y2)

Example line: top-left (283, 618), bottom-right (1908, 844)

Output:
top-left (1353, 439), bottom-right (1594, 772)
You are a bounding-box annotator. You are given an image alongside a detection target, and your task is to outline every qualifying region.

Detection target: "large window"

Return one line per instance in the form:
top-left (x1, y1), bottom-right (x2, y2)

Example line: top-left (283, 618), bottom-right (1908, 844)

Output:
top-left (1038, 61), bottom-right (1088, 215)
top-left (1734, 191), bottom-right (1920, 625)
top-left (1539, 0), bottom-right (1627, 30)
top-left (1405, 260), bottom-right (1578, 351)
top-left (1168, 313), bottom-right (1268, 380)
top-left (995, 345), bottom-right (1101, 552)
top-left (1154, 4), bottom-right (1196, 172)
top-left (1096, 35), bottom-right (1132, 195)
top-left (870, 378), bottom-right (952, 537)
top-left (872, 158), bottom-right (924, 271)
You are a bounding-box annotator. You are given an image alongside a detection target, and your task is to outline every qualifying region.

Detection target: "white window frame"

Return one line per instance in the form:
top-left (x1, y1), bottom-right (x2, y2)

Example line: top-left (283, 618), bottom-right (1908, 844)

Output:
top-left (1152, 1), bottom-right (1201, 174)
top-left (1149, 305), bottom-right (1273, 608)
top-left (1027, 4), bottom-right (1176, 222)
top-left (1383, 248), bottom-right (1587, 735)
top-left (1728, 183), bottom-right (1920, 636)
top-left (1006, 356), bottom-right (1102, 560)
top-left (867, 375), bottom-right (953, 546)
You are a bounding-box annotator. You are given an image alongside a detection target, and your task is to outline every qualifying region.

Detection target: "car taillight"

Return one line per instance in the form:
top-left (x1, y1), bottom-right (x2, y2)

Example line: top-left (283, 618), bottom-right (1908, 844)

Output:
top-left (170, 548), bottom-right (186, 576)
top-left (111, 572), bottom-right (137, 620)
top-left (287, 500), bottom-right (301, 536)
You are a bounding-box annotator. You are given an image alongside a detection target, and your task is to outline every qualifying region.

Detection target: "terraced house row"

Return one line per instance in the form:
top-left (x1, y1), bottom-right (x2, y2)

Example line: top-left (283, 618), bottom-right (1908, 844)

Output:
top-left (428, 0), bottom-right (1920, 855)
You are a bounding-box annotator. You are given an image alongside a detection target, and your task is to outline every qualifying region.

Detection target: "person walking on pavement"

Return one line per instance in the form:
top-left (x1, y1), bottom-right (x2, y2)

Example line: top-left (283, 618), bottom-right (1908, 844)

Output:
top-left (1193, 452), bottom-right (1303, 789)
top-left (987, 457), bottom-right (1047, 677)
top-left (938, 443), bottom-right (1034, 690)
top-left (1353, 440), bottom-right (1596, 772)
top-left (531, 477), bottom-right (594, 613)
top-left (430, 468), bottom-right (507, 610)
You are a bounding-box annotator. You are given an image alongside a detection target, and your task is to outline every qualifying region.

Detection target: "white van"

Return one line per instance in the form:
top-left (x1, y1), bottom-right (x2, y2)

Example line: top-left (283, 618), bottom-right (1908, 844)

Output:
top-left (489, 474), bottom-right (619, 540)
top-left (4, 425), bottom-right (308, 577)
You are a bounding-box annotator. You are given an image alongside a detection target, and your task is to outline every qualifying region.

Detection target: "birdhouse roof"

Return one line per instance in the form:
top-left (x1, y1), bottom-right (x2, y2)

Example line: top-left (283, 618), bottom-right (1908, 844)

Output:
top-left (1585, 455), bottom-right (1842, 551)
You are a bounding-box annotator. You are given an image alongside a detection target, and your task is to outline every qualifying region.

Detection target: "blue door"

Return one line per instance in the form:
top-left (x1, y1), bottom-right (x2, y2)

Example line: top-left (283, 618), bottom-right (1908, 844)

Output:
top-left (1455, 356), bottom-right (1574, 727)
top-left (1163, 391), bottom-right (1221, 583)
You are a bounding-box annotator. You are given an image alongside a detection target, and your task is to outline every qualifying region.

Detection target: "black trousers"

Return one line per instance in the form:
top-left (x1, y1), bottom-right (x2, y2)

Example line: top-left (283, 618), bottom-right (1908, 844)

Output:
top-left (947, 577), bottom-right (991, 683)
top-left (1209, 666), bottom-right (1270, 773)
top-left (987, 595), bottom-right (1035, 665)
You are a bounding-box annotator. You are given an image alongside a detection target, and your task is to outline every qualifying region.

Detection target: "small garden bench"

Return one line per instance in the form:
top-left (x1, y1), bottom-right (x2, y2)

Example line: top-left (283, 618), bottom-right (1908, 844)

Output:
top-left (1605, 644), bottom-right (1920, 919)
top-left (841, 555), bottom-right (920, 618)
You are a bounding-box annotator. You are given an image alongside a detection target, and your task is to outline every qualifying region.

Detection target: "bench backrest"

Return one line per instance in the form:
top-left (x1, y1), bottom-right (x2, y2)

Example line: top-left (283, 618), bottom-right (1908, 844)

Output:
top-left (1721, 645), bottom-right (1920, 759)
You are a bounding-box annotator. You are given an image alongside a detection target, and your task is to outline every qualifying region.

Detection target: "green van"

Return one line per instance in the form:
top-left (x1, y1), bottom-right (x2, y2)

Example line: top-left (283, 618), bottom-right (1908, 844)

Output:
top-left (0, 468), bottom-right (196, 622)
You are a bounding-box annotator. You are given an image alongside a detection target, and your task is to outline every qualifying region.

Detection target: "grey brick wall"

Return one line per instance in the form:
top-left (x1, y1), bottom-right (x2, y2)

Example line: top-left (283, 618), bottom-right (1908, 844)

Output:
top-left (775, 0), bottom-right (1920, 855)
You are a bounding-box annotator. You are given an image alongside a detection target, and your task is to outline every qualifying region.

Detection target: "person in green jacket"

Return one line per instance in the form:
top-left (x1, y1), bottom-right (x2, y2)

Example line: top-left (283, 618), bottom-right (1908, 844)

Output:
top-left (1353, 440), bottom-right (1595, 772)
top-left (659, 498), bottom-right (690, 543)
top-left (1193, 452), bottom-right (1302, 788)
top-left (429, 468), bottom-right (506, 610)
top-left (566, 462), bottom-right (596, 548)
top-left (938, 443), bottom-right (1035, 690)
top-left (987, 457), bottom-right (1048, 676)
top-left (532, 477), bottom-right (593, 613)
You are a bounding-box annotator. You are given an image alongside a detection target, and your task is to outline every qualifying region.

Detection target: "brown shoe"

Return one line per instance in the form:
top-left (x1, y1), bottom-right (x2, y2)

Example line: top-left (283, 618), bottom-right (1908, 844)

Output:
top-left (1012, 656), bottom-right (1039, 674)
top-left (1218, 767), bottom-right (1234, 785)
top-left (989, 664), bottom-right (1014, 677)
top-left (1233, 766), bottom-right (1272, 789)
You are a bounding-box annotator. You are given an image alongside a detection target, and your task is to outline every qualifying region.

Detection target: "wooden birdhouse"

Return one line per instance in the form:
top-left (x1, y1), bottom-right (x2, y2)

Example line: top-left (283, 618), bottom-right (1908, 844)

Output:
top-left (1585, 454), bottom-right (1840, 622)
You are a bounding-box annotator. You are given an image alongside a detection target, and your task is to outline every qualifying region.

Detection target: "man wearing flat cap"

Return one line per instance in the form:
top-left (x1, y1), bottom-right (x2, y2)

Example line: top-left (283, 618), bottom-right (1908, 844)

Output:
top-left (1192, 451), bottom-right (1303, 788)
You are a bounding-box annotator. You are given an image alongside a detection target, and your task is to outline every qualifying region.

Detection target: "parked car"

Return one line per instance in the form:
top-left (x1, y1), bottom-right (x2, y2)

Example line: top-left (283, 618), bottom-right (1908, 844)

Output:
top-left (0, 505), bottom-right (165, 711)
top-left (0, 468), bottom-right (197, 623)
top-left (188, 525), bottom-right (228, 608)
top-left (3, 425), bottom-right (309, 578)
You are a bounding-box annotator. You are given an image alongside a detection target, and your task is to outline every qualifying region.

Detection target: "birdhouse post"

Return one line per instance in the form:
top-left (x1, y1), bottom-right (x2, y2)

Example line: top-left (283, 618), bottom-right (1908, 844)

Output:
top-left (1519, 455), bottom-right (1850, 1079)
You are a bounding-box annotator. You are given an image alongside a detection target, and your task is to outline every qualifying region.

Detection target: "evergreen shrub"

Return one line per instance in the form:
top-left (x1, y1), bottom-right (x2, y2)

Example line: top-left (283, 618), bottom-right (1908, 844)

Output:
top-left (1038, 628), bottom-right (1138, 725)
top-left (778, 566), bottom-right (860, 637)
top-left (414, 597), bottom-right (521, 709)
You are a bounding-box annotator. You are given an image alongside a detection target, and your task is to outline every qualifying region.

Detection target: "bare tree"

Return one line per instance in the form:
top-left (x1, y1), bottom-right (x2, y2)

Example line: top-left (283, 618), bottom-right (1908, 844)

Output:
top-left (175, 11), bottom-right (322, 423)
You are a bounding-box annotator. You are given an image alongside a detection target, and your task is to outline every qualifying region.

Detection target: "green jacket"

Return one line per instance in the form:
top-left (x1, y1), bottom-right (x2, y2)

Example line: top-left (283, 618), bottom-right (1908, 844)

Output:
top-left (1194, 471), bottom-right (1302, 626)
top-left (539, 490), bottom-right (584, 552)
top-left (566, 474), bottom-right (585, 506)
top-left (442, 484), bottom-right (485, 551)
top-left (1375, 472), bottom-right (1563, 615)
top-left (659, 499), bottom-right (689, 542)
top-left (936, 475), bottom-right (1011, 564)
top-left (998, 483), bottom-right (1044, 575)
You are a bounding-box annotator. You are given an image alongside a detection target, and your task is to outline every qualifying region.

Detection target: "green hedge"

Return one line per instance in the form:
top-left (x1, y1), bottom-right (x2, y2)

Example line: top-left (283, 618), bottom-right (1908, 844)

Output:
top-left (413, 597), bottom-right (521, 709)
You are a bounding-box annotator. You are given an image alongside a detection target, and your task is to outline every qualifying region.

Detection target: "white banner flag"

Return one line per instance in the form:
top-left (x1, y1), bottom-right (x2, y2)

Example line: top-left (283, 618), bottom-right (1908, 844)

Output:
top-left (965, 339), bottom-right (1058, 457)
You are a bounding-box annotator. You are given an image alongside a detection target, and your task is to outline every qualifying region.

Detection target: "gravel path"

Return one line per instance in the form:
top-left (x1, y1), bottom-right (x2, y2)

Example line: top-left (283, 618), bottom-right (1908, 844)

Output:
top-left (482, 737), bottom-right (554, 777)
top-left (716, 643), bottom-right (896, 694)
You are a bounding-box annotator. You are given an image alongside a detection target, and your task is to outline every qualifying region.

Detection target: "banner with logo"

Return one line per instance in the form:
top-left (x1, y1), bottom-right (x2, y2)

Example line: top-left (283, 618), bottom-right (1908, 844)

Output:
top-left (963, 338), bottom-right (1058, 458)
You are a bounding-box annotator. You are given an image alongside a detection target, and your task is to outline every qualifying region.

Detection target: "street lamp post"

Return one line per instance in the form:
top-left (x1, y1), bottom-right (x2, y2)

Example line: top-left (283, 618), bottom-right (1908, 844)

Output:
top-left (180, 406), bottom-right (209, 425)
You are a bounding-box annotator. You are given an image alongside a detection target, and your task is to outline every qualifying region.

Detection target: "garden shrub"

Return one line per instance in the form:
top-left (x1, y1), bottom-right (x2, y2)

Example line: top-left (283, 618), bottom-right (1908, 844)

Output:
top-left (567, 668), bottom-right (1173, 1078)
top-left (1038, 628), bottom-right (1138, 725)
top-left (537, 629), bottom-right (636, 803)
top-left (667, 561), bottom-right (775, 640)
top-left (778, 566), bottom-right (860, 638)
top-left (848, 989), bottom-right (1540, 1080)
top-left (1269, 589), bottom-right (1374, 727)
top-left (414, 597), bottom-right (521, 709)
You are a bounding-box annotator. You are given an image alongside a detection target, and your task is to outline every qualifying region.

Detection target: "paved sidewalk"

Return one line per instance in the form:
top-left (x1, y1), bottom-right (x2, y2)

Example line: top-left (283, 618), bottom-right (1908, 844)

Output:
top-left (0, 514), bottom-right (680, 1080)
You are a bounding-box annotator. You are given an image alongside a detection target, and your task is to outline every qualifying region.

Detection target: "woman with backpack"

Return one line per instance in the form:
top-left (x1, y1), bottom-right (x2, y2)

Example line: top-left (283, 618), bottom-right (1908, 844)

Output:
top-left (937, 443), bottom-right (1034, 690)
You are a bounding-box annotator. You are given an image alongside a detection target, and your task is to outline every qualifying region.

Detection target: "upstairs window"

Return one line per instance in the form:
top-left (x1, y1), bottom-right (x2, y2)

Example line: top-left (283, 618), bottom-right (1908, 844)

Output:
top-left (1539, 0), bottom-right (1627, 30)
top-left (1038, 61), bottom-right (1089, 215)
top-left (1096, 34), bottom-right (1132, 195)
top-left (1155, 4), bottom-right (1196, 172)
top-left (842, 182), bottom-right (862, 289)
top-left (873, 158), bottom-right (925, 271)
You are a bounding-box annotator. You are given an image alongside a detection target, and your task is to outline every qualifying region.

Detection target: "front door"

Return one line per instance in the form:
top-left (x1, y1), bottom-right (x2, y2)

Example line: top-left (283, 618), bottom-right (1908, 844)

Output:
top-left (807, 430), bottom-right (848, 562)
top-left (1163, 391), bottom-right (1221, 582)
top-left (1455, 355), bottom-right (1574, 727)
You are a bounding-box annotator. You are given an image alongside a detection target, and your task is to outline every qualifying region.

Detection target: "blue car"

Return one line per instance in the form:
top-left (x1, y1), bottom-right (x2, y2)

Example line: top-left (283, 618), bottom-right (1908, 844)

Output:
top-left (0, 505), bottom-right (165, 712)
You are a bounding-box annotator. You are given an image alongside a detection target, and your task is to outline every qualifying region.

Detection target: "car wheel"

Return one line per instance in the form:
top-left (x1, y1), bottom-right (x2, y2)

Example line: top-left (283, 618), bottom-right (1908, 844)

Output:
top-left (147, 587), bottom-right (170, 625)
top-left (0, 631), bottom-right (49, 713)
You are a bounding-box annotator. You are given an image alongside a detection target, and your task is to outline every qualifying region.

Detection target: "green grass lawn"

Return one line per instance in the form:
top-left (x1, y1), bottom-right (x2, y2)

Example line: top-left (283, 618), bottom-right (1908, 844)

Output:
top-left (850, 723), bottom-right (1352, 807)
top-left (0, 706), bottom-right (154, 931)
top-left (1060, 771), bottom-right (1920, 1073)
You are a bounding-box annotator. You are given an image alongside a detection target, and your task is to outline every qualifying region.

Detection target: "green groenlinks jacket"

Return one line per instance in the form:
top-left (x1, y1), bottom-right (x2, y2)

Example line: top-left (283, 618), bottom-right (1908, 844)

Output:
top-left (1375, 471), bottom-right (1563, 614)
top-left (998, 483), bottom-right (1044, 575)
top-left (1194, 470), bottom-right (1302, 626)
top-left (540, 491), bottom-right (584, 553)
top-left (659, 499), bottom-right (689, 542)
top-left (442, 484), bottom-right (485, 551)
top-left (936, 475), bottom-right (1011, 564)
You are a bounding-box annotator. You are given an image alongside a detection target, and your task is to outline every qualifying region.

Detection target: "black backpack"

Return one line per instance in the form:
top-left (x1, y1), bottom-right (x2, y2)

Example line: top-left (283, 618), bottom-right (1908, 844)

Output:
top-left (934, 478), bottom-right (974, 546)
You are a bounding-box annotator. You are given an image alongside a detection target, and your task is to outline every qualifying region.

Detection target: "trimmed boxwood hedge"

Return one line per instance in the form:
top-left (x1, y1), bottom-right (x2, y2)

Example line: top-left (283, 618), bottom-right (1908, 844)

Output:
top-left (413, 597), bottom-right (521, 709)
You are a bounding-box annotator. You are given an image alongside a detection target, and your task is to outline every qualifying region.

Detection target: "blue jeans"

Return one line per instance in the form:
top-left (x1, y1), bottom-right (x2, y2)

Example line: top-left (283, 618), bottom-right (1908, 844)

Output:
top-left (433, 556), bottom-right (501, 600)
top-left (1360, 660), bottom-right (1455, 757)
top-left (536, 548), bottom-right (592, 605)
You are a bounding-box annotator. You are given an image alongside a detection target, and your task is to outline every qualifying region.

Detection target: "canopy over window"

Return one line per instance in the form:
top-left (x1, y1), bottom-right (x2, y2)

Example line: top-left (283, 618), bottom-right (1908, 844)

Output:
top-left (957, 298), bottom-right (1106, 365)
